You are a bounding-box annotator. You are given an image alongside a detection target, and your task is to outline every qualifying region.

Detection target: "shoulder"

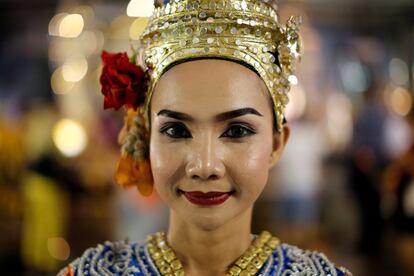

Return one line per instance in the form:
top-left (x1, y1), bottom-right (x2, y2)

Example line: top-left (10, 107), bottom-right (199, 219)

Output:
top-left (263, 243), bottom-right (352, 276)
top-left (58, 239), bottom-right (159, 276)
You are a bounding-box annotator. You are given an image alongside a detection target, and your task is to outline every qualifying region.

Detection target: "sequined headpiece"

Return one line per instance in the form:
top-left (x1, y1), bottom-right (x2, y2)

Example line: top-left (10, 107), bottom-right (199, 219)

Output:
top-left (139, 0), bottom-right (301, 130)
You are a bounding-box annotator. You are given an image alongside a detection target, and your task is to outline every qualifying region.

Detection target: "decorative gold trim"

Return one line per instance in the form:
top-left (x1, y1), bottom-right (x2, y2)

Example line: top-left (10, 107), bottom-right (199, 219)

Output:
top-left (147, 230), bottom-right (280, 276)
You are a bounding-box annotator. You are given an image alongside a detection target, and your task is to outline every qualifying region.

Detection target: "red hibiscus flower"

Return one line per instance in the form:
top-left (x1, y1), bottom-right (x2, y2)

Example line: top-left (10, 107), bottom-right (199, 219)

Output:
top-left (99, 51), bottom-right (146, 110)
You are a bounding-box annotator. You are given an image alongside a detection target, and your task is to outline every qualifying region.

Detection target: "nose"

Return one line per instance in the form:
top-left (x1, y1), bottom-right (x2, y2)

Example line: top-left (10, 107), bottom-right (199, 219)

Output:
top-left (185, 133), bottom-right (225, 180)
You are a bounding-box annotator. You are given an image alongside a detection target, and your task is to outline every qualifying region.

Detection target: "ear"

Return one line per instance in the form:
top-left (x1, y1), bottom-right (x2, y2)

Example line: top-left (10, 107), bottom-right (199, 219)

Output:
top-left (269, 124), bottom-right (290, 168)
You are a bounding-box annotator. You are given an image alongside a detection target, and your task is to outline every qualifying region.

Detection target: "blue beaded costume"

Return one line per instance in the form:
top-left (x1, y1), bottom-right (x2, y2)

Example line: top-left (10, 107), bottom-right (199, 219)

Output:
top-left (59, 238), bottom-right (350, 275)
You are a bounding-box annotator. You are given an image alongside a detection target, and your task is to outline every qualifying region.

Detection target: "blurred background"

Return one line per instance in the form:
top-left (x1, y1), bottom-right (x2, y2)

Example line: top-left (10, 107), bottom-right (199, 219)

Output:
top-left (0, 0), bottom-right (414, 275)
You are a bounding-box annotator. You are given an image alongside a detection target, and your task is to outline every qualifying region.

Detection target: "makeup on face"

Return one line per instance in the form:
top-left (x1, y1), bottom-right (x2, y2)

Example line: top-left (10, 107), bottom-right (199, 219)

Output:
top-left (149, 59), bottom-right (283, 230)
top-left (180, 190), bottom-right (235, 206)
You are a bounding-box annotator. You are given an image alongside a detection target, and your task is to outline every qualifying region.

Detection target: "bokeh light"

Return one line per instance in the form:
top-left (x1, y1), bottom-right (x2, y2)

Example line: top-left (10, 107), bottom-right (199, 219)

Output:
top-left (51, 67), bottom-right (75, 94)
top-left (129, 18), bottom-right (149, 40)
top-left (47, 237), bottom-right (70, 261)
top-left (340, 61), bottom-right (369, 94)
top-left (127, 0), bottom-right (154, 17)
top-left (52, 119), bottom-right (87, 157)
top-left (58, 14), bottom-right (84, 38)
top-left (62, 56), bottom-right (88, 82)
top-left (48, 13), bottom-right (68, 36)
top-left (389, 58), bottom-right (409, 86)
top-left (390, 86), bottom-right (412, 116)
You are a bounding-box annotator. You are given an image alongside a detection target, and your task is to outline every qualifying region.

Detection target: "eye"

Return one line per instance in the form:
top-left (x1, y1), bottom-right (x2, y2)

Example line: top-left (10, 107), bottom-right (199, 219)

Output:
top-left (220, 124), bottom-right (256, 138)
top-left (159, 122), bottom-right (192, 139)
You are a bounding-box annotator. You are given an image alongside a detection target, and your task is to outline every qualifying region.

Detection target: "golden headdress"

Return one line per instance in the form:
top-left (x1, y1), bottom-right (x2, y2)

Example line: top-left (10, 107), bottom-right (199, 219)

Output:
top-left (139, 0), bottom-right (301, 130)
top-left (100, 0), bottom-right (301, 195)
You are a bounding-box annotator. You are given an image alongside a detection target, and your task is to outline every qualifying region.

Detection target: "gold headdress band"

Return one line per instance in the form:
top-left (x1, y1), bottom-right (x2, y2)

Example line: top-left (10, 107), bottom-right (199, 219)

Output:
top-left (138, 0), bottom-right (302, 130)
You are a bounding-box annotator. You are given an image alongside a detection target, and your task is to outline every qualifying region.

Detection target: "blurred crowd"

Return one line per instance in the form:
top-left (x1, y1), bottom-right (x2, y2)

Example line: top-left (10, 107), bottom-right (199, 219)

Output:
top-left (1, 0), bottom-right (414, 275)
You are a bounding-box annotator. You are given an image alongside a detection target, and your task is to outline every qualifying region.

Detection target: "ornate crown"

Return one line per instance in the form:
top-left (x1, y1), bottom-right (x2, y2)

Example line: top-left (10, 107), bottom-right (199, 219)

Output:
top-left (138, 0), bottom-right (302, 130)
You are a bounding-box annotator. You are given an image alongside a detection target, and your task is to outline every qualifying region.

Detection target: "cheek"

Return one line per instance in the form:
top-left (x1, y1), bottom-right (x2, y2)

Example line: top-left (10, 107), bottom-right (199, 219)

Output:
top-left (226, 135), bottom-right (273, 194)
top-left (149, 136), bottom-right (181, 195)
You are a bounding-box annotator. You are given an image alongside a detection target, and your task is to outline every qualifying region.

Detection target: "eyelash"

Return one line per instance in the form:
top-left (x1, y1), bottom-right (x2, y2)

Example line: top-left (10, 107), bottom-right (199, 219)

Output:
top-left (159, 122), bottom-right (256, 139)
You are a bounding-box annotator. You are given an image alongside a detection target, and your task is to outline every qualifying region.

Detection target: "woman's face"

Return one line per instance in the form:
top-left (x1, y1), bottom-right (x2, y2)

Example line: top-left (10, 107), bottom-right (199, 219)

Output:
top-left (149, 59), bottom-right (289, 230)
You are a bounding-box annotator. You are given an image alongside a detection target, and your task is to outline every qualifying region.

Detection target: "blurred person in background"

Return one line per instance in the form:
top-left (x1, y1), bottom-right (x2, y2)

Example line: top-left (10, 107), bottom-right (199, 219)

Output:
top-left (349, 79), bottom-right (388, 255)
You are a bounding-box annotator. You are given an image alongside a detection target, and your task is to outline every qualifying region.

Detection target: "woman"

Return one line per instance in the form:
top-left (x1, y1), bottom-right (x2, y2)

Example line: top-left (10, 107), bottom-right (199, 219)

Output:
top-left (60, 0), bottom-right (350, 275)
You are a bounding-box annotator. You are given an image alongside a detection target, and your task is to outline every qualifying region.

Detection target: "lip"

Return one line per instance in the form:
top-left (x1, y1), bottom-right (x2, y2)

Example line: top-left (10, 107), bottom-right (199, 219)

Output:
top-left (181, 190), bottom-right (233, 206)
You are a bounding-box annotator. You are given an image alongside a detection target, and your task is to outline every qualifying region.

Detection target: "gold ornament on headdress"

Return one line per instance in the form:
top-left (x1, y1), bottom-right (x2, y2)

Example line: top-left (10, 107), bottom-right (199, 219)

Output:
top-left (138, 0), bottom-right (302, 131)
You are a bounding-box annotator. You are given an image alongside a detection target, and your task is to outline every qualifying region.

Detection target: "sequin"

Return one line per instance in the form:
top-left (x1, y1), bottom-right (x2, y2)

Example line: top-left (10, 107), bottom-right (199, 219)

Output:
top-left (230, 27), bottom-right (237, 34)
top-left (192, 37), bottom-right (200, 44)
top-left (204, 47), bottom-right (210, 52)
top-left (199, 12), bottom-right (207, 19)
top-left (200, 27), bottom-right (208, 34)
top-left (185, 27), bottom-right (193, 35)
top-left (207, 17), bottom-right (214, 23)
top-left (235, 38), bottom-right (242, 45)
top-left (179, 40), bottom-right (186, 46)
top-left (207, 37), bottom-right (214, 44)
top-left (215, 26), bottom-right (223, 33)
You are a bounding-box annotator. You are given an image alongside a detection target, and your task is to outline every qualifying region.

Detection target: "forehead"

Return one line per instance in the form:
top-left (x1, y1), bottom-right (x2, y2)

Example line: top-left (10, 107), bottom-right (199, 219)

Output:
top-left (151, 59), bottom-right (272, 116)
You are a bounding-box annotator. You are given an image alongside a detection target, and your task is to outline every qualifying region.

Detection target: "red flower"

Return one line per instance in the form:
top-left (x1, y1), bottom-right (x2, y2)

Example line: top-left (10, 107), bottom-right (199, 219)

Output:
top-left (99, 51), bottom-right (146, 110)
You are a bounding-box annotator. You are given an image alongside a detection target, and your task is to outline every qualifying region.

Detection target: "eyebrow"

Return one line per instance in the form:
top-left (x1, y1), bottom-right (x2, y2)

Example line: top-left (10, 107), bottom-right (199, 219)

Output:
top-left (156, 107), bottom-right (263, 122)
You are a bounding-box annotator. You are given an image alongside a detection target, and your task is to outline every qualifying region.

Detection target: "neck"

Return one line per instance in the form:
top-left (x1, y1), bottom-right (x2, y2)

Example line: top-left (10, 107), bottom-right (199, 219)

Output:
top-left (166, 207), bottom-right (253, 276)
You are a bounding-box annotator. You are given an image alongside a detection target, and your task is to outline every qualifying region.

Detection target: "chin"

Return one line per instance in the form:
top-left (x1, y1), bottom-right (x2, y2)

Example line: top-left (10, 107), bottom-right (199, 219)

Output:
top-left (190, 216), bottom-right (228, 231)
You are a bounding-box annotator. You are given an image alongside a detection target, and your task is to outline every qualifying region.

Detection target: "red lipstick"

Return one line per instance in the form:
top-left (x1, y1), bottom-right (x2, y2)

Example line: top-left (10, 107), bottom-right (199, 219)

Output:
top-left (182, 191), bottom-right (232, 206)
